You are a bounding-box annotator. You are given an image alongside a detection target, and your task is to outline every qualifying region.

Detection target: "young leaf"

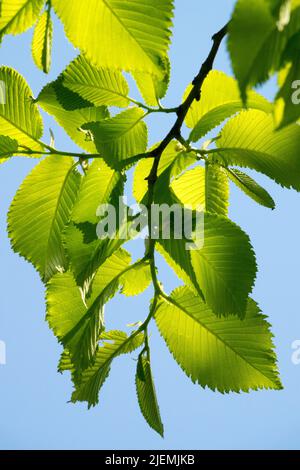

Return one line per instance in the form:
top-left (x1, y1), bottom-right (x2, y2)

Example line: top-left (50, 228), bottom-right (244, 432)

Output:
top-left (214, 109), bottom-right (300, 191)
top-left (0, 67), bottom-right (43, 151)
top-left (72, 330), bottom-right (144, 407)
top-left (46, 249), bottom-right (131, 370)
top-left (37, 80), bottom-right (109, 152)
top-left (155, 287), bottom-right (282, 393)
top-left (184, 70), bottom-right (271, 141)
top-left (8, 156), bottom-right (81, 282)
top-left (0, 135), bottom-right (19, 163)
top-left (52, 0), bottom-right (174, 78)
top-left (171, 164), bottom-right (229, 216)
top-left (61, 55), bottom-right (130, 108)
top-left (136, 353), bottom-right (164, 437)
top-left (159, 213), bottom-right (257, 318)
top-left (226, 168), bottom-right (275, 209)
top-left (0, 0), bottom-right (44, 38)
top-left (82, 108), bottom-right (148, 170)
top-left (32, 8), bottom-right (53, 74)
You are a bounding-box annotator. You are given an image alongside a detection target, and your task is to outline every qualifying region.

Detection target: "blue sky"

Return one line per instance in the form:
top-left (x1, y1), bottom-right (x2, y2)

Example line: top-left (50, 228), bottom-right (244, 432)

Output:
top-left (1, 0), bottom-right (300, 450)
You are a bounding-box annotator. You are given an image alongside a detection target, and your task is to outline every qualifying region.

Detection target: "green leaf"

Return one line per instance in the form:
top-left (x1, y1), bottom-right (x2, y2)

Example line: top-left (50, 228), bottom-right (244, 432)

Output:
top-left (133, 56), bottom-right (171, 107)
top-left (159, 213), bottom-right (257, 318)
top-left (228, 0), bottom-right (300, 100)
top-left (275, 60), bottom-right (300, 128)
top-left (0, 0), bottom-right (44, 38)
top-left (156, 239), bottom-right (203, 299)
top-left (226, 168), bottom-right (275, 209)
top-left (8, 156), bottom-right (81, 282)
top-left (184, 70), bottom-right (271, 141)
top-left (136, 353), bottom-right (164, 437)
top-left (191, 214), bottom-right (257, 317)
top-left (82, 108), bottom-right (148, 170)
top-left (267, 0), bottom-right (291, 22)
top-left (134, 142), bottom-right (197, 207)
top-left (58, 349), bottom-right (74, 374)
top-left (64, 223), bottom-right (128, 292)
top-left (133, 141), bottom-right (181, 203)
top-left (52, 0), bottom-right (174, 78)
top-left (32, 8), bottom-right (53, 74)
top-left (155, 287), bottom-right (282, 392)
top-left (71, 330), bottom-right (144, 407)
top-left (0, 67), bottom-right (43, 151)
top-left (71, 159), bottom-right (123, 225)
top-left (0, 135), bottom-right (18, 163)
top-left (120, 261), bottom-right (152, 296)
top-left (152, 150), bottom-right (197, 206)
top-left (37, 80), bottom-right (109, 152)
top-left (274, 31), bottom-right (300, 127)
top-left (214, 109), bottom-right (300, 191)
top-left (62, 55), bottom-right (130, 108)
top-left (46, 249), bottom-right (131, 370)
top-left (65, 159), bottom-right (126, 290)
top-left (171, 163), bottom-right (229, 216)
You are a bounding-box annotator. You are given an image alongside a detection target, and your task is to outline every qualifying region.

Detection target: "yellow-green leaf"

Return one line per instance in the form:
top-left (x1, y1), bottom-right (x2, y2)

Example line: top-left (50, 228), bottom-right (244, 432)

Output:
top-left (62, 55), bottom-right (130, 108)
top-left (32, 8), bottom-right (53, 74)
top-left (8, 156), bottom-right (81, 281)
top-left (0, 67), bottom-right (43, 151)
top-left (0, 0), bottom-right (44, 37)
top-left (52, 0), bottom-right (174, 78)
top-left (155, 287), bottom-right (282, 393)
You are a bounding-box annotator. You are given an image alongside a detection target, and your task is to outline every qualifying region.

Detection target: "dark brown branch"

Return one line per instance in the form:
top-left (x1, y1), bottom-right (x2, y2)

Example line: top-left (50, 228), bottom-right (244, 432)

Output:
top-left (146, 22), bottom-right (229, 186)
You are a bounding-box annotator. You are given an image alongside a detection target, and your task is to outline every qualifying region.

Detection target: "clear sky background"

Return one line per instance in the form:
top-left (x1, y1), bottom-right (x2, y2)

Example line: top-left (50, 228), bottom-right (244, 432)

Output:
top-left (0, 0), bottom-right (300, 450)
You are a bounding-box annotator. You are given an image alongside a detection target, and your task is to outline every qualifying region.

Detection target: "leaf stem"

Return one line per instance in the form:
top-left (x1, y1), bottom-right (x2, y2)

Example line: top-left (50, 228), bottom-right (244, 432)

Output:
top-left (128, 96), bottom-right (178, 114)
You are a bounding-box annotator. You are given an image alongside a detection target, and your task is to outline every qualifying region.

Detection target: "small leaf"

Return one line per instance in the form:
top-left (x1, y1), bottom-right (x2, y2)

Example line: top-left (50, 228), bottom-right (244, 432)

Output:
top-left (0, 135), bottom-right (18, 163)
top-left (71, 330), bottom-right (144, 407)
top-left (46, 249), bottom-right (132, 370)
top-left (32, 8), bottom-right (53, 74)
top-left (136, 353), bottom-right (164, 437)
top-left (226, 168), bottom-right (275, 209)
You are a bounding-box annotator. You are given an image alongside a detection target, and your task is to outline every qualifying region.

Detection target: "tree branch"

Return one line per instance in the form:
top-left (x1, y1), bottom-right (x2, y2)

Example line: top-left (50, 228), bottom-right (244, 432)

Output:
top-left (145, 22), bottom-right (228, 319)
top-left (146, 22), bottom-right (228, 185)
